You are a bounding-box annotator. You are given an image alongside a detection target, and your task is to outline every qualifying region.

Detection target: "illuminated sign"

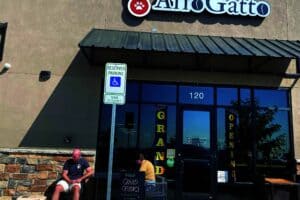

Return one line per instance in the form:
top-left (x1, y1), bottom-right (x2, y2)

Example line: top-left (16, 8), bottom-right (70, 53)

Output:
top-left (226, 110), bottom-right (237, 182)
top-left (153, 106), bottom-right (167, 175)
top-left (128, 0), bottom-right (271, 18)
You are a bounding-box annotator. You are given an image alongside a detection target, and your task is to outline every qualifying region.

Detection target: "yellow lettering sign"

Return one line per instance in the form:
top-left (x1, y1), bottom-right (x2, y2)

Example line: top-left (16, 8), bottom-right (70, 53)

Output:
top-left (155, 152), bottom-right (165, 161)
top-left (156, 138), bottom-right (165, 147)
top-left (229, 123), bottom-right (235, 130)
top-left (230, 160), bottom-right (236, 167)
top-left (229, 141), bottom-right (234, 149)
top-left (228, 114), bottom-right (235, 121)
top-left (157, 111), bottom-right (166, 120)
top-left (155, 166), bottom-right (165, 175)
top-left (232, 170), bottom-right (236, 179)
top-left (229, 132), bottom-right (234, 139)
top-left (156, 124), bottom-right (165, 133)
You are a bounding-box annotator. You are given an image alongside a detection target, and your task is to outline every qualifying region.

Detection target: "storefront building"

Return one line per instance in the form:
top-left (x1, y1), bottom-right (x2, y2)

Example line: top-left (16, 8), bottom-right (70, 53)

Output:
top-left (0, 0), bottom-right (300, 199)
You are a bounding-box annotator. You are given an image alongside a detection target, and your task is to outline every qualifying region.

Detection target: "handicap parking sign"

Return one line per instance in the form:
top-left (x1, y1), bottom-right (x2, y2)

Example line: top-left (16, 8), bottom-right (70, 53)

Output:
top-left (104, 63), bottom-right (127, 105)
top-left (110, 76), bottom-right (121, 87)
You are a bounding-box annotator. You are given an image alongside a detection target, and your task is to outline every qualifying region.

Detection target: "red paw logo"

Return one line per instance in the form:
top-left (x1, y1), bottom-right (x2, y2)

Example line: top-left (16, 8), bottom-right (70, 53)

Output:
top-left (128, 0), bottom-right (151, 17)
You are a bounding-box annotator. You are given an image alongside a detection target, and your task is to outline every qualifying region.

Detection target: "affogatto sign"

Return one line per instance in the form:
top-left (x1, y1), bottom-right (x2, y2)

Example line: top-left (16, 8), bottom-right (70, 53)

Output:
top-left (128, 0), bottom-right (271, 18)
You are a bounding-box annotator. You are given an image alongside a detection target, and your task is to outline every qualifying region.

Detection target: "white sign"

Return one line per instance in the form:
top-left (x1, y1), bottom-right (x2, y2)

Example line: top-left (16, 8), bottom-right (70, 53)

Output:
top-left (166, 149), bottom-right (176, 158)
top-left (104, 63), bottom-right (127, 105)
top-left (217, 170), bottom-right (229, 183)
top-left (128, 0), bottom-right (271, 18)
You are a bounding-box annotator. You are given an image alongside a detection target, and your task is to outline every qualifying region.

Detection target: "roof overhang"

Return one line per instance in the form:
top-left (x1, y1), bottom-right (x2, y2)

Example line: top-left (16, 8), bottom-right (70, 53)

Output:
top-left (79, 29), bottom-right (300, 76)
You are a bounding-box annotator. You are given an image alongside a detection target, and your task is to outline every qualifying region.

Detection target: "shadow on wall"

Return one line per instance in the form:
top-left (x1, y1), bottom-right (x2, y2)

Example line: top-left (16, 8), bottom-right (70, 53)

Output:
top-left (18, 47), bottom-right (293, 149)
top-left (121, 0), bottom-right (264, 27)
top-left (19, 51), bottom-right (102, 148)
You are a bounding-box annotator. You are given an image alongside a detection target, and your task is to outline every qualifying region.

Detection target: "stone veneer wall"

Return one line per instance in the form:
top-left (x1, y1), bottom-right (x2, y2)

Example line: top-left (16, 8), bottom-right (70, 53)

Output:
top-left (0, 148), bottom-right (95, 200)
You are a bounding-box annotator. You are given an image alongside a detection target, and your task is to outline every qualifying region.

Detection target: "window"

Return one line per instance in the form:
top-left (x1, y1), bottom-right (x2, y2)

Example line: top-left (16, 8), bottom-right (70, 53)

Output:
top-left (98, 82), bottom-right (293, 182)
top-left (253, 89), bottom-right (291, 176)
top-left (139, 104), bottom-right (156, 148)
top-left (217, 107), bottom-right (252, 181)
top-left (98, 82), bottom-right (177, 174)
top-left (126, 82), bottom-right (139, 101)
top-left (217, 88), bottom-right (238, 106)
top-left (217, 88), bottom-right (292, 181)
top-left (255, 109), bottom-right (291, 177)
top-left (254, 89), bottom-right (288, 108)
top-left (98, 104), bottom-right (139, 171)
top-left (240, 88), bottom-right (251, 102)
top-left (179, 86), bottom-right (214, 105)
top-left (139, 104), bottom-right (176, 148)
top-left (142, 83), bottom-right (176, 103)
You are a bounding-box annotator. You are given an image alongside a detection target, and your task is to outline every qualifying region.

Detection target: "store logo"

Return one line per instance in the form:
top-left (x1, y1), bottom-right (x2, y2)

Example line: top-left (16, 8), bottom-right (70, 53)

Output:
top-left (128, 0), bottom-right (271, 18)
top-left (127, 0), bottom-right (152, 17)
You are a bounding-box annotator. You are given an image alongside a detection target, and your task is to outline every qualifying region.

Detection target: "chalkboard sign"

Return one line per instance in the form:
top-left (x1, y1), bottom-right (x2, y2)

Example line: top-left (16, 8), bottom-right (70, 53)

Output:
top-left (120, 171), bottom-right (145, 200)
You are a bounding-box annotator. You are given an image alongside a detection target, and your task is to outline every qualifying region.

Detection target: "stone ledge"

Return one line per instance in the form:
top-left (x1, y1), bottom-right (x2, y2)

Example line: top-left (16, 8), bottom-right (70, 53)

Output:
top-left (17, 195), bottom-right (46, 200)
top-left (0, 148), bottom-right (95, 156)
top-left (0, 197), bottom-right (12, 200)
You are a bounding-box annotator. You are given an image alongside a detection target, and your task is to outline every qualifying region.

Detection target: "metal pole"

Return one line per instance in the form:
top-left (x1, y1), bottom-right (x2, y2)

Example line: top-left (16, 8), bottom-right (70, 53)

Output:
top-left (106, 104), bottom-right (116, 200)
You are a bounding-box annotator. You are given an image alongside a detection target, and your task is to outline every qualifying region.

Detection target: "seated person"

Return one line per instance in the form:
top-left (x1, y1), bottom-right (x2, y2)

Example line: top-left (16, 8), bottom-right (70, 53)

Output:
top-left (52, 148), bottom-right (94, 200)
top-left (136, 152), bottom-right (156, 186)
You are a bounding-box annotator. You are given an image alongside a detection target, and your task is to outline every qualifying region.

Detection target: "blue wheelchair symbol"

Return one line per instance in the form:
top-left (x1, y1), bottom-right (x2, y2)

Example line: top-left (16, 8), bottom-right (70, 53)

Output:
top-left (110, 76), bottom-right (121, 87)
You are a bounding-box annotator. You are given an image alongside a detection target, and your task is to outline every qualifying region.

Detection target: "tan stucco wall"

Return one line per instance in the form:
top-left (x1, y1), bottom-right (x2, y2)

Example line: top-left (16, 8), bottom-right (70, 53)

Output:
top-left (292, 81), bottom-right (300, 159)
top-left (106, 0), bottom-right (289, 39)
top-left (0, 0), bottom-right (299, 155)
top-left (0, 0), bottom-right (109, 148)
top-left (287, 0), bottom-right (300, 40)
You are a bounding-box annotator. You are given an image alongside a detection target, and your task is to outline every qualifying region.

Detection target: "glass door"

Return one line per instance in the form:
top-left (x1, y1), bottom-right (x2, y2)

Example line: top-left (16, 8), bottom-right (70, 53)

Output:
top-left (176, 109), bottom-right (215, 199)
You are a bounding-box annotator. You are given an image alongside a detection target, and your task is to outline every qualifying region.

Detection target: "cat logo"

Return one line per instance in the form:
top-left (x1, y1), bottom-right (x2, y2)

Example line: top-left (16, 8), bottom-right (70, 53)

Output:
top-left (127, 0), bottom-right (152, 17)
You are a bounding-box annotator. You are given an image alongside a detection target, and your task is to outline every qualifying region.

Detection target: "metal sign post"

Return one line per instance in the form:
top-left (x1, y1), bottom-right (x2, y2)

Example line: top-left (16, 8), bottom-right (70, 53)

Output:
top-left (104, 63), bottom-right (127, 200)
top-left (106, 104), bottom-right (116, 200)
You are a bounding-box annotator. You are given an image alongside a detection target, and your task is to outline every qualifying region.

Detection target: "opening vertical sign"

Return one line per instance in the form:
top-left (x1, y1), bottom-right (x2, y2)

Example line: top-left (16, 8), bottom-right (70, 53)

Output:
top-left (104, 63), bottom-right (127, 105)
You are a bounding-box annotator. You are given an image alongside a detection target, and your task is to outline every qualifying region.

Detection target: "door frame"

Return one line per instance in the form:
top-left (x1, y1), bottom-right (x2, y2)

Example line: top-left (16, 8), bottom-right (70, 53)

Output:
top-left (175, 105), bottom-right (217, 199)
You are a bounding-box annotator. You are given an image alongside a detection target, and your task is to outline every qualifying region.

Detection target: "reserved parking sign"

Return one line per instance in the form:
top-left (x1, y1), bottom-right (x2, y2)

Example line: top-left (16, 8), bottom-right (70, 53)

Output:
top-left (104, 63), bottom-right (127, 105)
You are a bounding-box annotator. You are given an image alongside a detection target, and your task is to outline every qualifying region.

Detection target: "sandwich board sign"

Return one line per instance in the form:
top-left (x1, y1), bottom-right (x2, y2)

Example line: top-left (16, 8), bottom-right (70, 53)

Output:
top-left (104, 63), bottom-right (127, 105)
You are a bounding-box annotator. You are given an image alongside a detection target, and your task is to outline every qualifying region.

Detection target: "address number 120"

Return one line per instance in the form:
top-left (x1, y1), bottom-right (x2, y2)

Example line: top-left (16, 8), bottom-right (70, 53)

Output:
top-left (189, 92), bottom-right (204, 100)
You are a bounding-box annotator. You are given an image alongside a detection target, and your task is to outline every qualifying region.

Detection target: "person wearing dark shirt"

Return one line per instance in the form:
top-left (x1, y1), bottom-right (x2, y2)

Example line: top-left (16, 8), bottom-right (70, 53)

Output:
top-left (52, 148), bottom-right (93, 200)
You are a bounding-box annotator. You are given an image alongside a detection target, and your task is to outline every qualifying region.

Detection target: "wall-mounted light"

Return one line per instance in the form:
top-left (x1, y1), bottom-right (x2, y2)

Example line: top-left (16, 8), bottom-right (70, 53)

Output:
top-left (39, 70), bottom-right (51, 82)
top-left (151, 27), bottom-right (157, 33)
top-left (63, 136), bottom-right (72, 144)
top-left (0, 62), bottom-right (11, 75)
top-left (3, 62), bottom-right (11, 69)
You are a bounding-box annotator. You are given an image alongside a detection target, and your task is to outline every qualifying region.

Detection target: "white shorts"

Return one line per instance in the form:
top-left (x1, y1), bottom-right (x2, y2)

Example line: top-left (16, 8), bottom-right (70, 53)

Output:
top-left (57, 180), bottom-right (81, 192)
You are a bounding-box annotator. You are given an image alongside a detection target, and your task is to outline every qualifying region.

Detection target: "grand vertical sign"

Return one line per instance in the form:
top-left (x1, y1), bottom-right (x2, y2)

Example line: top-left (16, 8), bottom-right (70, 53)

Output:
top-left (128, 0), bottom-right (271, 18)
top-left (153, 106), bottom-right (167, 175)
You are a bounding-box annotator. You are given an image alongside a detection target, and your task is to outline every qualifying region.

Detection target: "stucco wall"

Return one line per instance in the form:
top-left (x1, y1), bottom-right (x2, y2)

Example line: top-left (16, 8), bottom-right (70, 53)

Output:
top-left (0, 0), bottom-right (299, 154)
top-left (287, 0), bottom-right (300, 40)
top-left (0, 0), bottom-right (109, 148)
top-left (292, 81), bottom-right (300, 159)
top-left (0, 0), bottom-right (297, 75)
